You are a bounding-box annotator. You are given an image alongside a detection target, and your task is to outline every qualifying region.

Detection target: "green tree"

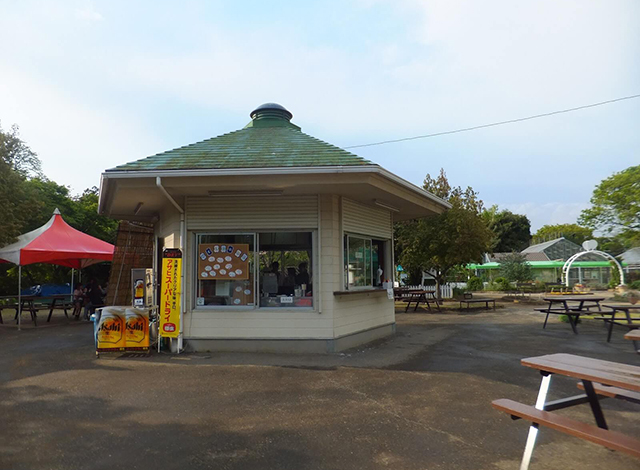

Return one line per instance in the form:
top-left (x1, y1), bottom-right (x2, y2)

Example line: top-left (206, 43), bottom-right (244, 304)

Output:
top-left (499, 252), bottom-right (532, 283)
top-left (0, 123), bottom-right (42, 178)
top-left (482, 205), bottom-right (531, 252)
top-left (396, 169), bottom-right (492, 300)
top-left (0, 124), bottom-right (41, 246)
top-left (0, 124), bottom-right (118, 294)
top-left (579, 165), bottom-right (640, 247)
top-left (533, 223), bottom-right (593, 246)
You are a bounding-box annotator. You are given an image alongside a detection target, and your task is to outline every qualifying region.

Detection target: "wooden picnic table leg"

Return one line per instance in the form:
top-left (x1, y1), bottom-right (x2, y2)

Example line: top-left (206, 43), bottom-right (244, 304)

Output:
top-left (27, 300), bottom-right (37, 327)
top-left (520, 372), bottom-right (552, 470)
top-left (542, 302), bottom-right (551, 329)
top-left (422, 294), bottom-right (431, 312)
top-left (47, 298), bottom-right (58, 322)
top-left (607, 309), bottom-right (617, 342)
top-left (405, 297), bottom-right (411, 313)
top-left (581, 380), bottom-right (608, 430)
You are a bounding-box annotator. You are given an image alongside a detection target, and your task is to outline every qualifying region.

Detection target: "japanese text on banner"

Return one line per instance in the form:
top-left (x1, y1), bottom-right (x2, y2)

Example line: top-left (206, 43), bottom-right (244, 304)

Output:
top-left (160, 249), bottom-right (181, 338)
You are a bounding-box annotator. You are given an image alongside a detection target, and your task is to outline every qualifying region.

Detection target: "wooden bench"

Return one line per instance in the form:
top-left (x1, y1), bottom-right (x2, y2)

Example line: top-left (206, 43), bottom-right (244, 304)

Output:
top-left (459, 298), bottom-right (495, 310)
top-left (576, 382), bottom-right (640, 404)
top-left (492, 399), bottom-right (640, 459)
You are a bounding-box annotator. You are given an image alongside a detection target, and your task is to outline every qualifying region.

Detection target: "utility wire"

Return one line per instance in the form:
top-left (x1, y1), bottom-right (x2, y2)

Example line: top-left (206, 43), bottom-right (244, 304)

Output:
top-left (344, 93), bottom-right (640, 149)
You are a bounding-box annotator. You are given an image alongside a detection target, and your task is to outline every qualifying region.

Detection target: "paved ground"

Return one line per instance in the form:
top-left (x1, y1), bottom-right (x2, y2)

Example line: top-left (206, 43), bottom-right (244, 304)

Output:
top-left (0, 302), bottom-right (638, 470)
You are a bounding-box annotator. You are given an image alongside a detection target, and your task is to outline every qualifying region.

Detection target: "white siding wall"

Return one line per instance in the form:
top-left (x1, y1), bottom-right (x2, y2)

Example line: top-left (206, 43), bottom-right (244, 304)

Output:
top-left (186, 196), bottom-right (318, 230)
top-left (156, 206), bottom-right (181, 248)
top-left (155, 194), bottom-right (394, 341)
top-left (333, 292), bottom-right (395, 337)
top-left (182, 194), bottom-right (333, 339)
top-left (342, 198), bottom-right (392, 239)
top-left (334, 197), bottom-right (395, 337)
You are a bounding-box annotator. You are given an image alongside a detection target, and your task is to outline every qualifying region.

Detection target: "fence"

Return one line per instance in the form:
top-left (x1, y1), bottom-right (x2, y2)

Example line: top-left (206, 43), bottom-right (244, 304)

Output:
top-left (402, 284), bottom-right (454, 299)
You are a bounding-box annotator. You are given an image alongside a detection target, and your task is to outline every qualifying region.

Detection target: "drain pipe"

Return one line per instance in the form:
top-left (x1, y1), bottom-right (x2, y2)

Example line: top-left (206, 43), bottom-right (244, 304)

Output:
top-left (156, 176), bottom-right (185, 353)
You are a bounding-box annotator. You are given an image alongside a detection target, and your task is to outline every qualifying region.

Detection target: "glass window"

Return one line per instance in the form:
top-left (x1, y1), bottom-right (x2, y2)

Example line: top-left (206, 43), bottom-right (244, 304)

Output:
top-left (196, 234), bottom-right (255, 307)
top-left (345, 235), bottom-right (387, 289)
top-left (258, 232), bottom-right (313, 308)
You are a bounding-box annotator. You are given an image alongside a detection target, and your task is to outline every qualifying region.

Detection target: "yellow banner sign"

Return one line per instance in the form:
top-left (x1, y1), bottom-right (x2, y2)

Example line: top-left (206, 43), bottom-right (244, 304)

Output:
top-left (160, 249), bottom-right (182, 338)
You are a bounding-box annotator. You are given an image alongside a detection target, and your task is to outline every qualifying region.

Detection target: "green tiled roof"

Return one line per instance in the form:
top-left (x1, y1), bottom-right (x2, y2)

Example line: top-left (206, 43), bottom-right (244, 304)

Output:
top-left (108, 104), bottom-right (374, 172)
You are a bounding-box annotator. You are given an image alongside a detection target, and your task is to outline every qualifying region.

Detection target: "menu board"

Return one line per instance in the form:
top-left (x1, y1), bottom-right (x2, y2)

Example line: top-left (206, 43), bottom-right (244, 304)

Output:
top-left (198, 243), bottom-right (249, 280)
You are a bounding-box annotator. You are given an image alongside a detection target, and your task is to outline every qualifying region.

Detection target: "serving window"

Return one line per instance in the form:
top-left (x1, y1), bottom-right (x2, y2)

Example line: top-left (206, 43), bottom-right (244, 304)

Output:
top-left (195, 231), bottom-right (314, 309)
top-left (258, 232), bottom-right (313, 308)
top-left (344, 234), bottom-right (387, 289)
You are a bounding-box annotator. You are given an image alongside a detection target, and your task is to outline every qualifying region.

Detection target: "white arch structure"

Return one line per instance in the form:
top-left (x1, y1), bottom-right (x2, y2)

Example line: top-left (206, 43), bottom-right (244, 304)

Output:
top-left (562, 250), bottom-right (625, 287)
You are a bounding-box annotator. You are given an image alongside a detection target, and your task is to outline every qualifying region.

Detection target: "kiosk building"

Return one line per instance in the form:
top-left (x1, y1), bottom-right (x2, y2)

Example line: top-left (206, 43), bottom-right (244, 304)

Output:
top-left (98, 103), bottom-right (449, 352)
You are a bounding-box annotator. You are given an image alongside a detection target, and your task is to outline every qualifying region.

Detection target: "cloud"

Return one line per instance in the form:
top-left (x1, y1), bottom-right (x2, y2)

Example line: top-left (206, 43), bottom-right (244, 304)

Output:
top-left (74, 7), bottom-right (103, 22)
top-left (0, 66), bottom-right (161, 194)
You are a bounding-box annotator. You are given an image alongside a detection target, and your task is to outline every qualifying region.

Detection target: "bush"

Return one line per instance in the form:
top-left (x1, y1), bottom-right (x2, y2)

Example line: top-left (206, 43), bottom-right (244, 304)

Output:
top-left (630, 280), bottom-right (640, 290)
top-left (452, 287), bottom-right (467, 298)
top-left (493, 277), bottom-right (512, 291)
top-left (467, 276), bottom-right (484, 291)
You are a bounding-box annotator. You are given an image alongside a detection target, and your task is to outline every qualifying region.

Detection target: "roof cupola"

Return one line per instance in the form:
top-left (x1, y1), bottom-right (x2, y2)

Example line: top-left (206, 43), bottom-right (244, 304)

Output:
top-left (250, 103), bottom-right (293, 121)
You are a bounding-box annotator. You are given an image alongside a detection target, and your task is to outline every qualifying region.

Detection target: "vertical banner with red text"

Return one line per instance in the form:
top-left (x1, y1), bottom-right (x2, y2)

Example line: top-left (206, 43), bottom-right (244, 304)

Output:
top-left (160, 249), bottom-right (182, 338)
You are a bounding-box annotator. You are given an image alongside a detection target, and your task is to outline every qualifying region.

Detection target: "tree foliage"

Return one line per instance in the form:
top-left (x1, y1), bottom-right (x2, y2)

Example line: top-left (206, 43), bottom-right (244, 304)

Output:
top-left (482, 205), bottom-right (531, 252)
top-left (0, 123), bottom-right (42, 178)
top-left (0, 124), bottom-right (118, 295)
top-left (498, 252), bottom-right (532, 283)
top-left (395, 169), bottom-right (492, 299)
top-left (579, 165), bottom-right (640, 246)
top-left (533, 223), bottom-right (593, 246)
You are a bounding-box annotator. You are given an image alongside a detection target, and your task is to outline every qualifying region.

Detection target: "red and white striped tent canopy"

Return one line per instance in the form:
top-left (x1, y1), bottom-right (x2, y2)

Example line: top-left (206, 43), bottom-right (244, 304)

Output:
top-left (0, 208), bottom-right (114, 268)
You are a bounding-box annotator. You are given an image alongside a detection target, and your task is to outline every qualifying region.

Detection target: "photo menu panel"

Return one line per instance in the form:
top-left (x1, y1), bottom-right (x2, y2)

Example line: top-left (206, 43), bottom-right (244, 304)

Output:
top-left (197, 243), bottom-right (250, 280)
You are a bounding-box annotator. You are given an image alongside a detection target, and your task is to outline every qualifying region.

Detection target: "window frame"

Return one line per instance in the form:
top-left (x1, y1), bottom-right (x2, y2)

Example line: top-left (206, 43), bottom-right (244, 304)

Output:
top-left (192, 230), bottom-right (317, 311)
top-left (343, 233), bottom-right (389, 290)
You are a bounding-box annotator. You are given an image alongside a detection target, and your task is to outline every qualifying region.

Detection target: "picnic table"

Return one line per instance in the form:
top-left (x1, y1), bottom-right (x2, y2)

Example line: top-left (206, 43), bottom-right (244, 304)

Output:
top-left (536, 296), bottom-right (605, 334)
top-left (400, 290), bottom-right (441, 312)
top-left (602, 303), bottom-right (640, 344)
top-left (459, 297), bottom-right (495, 310)
top-left (0, 294), bottom-right (72, 326)
top-left (492, 353), bottom-right (640, 469)
top-left (625, 329), bottom-right (640, 354)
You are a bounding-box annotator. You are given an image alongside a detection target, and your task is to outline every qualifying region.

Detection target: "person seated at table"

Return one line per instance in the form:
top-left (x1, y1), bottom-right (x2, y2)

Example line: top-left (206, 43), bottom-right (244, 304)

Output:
top-left (72, 283), bottom-right (84, 318)
top-left (84, 279), bottom-right (106, 320)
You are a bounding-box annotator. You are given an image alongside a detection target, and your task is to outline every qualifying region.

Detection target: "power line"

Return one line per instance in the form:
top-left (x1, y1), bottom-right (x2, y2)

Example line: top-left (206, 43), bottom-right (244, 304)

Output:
top-left (344, 93), bottom-right (640, 149)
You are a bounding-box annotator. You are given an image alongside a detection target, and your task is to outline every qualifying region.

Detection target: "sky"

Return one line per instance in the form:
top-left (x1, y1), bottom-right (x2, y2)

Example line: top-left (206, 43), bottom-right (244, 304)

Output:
top-left (0, 0), bottom-right (638, 231)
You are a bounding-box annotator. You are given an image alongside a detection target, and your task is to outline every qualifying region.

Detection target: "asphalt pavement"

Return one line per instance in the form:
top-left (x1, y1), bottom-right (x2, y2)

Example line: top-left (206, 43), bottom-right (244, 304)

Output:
top-left (0, 302), bottom-right (638, 470)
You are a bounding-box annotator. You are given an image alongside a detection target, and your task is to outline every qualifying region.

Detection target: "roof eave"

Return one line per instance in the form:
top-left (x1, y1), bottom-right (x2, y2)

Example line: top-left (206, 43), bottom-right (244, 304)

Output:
top-left (99, 165), bottom-right (451, 214)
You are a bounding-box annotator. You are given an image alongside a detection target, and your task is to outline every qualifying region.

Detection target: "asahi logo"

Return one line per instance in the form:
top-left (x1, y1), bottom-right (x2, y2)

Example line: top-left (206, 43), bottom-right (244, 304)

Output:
top-left (99, 320), bottom-right (121, 332)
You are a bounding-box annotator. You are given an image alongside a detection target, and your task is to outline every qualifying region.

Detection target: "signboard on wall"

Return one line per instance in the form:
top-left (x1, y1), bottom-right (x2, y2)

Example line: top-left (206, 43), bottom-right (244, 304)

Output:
top-left (197, 243), bottom-right (249, 280)
top-left (160, 249), bottom-right (182, 338)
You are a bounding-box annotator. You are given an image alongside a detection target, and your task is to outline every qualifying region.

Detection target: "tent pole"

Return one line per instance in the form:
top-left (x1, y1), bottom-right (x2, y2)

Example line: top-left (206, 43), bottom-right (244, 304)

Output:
top-left (71, 269), bottom-right (74, 295)
top-left (18, 265), bottom-right (22, 331)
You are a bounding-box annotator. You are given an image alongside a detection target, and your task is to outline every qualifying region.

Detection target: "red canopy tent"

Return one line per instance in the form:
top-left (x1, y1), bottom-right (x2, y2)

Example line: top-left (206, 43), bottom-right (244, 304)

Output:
top-left (0, 209), bottom-right (115, 328)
